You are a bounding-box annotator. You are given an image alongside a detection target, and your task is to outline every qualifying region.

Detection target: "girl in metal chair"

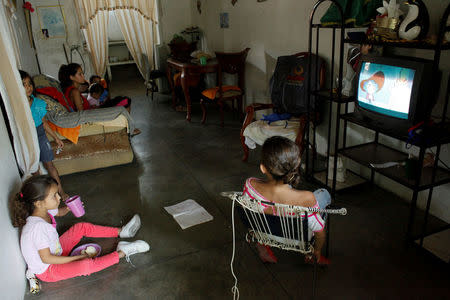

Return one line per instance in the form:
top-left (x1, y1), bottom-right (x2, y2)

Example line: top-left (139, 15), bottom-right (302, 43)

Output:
top-left (243, 136), bottom-right (330, 265)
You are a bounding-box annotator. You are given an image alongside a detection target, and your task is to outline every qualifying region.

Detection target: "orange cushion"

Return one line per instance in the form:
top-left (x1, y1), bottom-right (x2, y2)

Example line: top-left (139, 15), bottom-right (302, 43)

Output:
top-left (48, 122), bottom-right (81, 144)
top-left (201, 85), bottom-right (242, 100)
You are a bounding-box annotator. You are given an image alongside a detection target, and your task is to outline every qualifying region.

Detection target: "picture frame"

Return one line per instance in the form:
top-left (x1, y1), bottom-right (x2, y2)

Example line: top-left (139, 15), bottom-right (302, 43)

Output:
top-left (220, 12), bottom-right (229, 28)
top-left (36, 5), bottom-right (67, 38)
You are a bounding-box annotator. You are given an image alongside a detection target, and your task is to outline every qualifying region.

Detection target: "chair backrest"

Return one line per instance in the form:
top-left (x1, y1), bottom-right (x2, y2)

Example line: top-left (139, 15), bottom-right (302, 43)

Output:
top-left (222, 191), bottom-right (347, 254)
top-left (224, 191), bottom-right (313, 254)
top-left (214, 48), bottom-right (250, 90)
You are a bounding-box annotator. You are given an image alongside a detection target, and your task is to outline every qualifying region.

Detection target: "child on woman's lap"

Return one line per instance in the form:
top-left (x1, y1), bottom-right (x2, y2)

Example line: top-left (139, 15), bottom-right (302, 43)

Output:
top-left (13, 175), bottom-right (150, 283)
top-left (244, 136), bottom-right (330, 265)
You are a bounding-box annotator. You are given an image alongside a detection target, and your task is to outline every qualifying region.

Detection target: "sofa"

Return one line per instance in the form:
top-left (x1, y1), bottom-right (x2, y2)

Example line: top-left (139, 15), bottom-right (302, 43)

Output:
top-left (33, 75), bottom-right (134, 175)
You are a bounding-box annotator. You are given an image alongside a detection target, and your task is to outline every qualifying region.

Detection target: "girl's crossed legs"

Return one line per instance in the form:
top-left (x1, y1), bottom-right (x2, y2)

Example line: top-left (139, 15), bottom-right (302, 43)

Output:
top-left (37, 222), bottom-right (120, 282)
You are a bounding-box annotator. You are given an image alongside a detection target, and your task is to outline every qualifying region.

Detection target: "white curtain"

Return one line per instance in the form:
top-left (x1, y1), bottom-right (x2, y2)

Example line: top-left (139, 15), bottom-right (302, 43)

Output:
top-left (0, 2), bottom-right (40, 178)
top-left (74, 1), bottom-right (109, 77)
top-left (114, 7), bottom-right (156, 81)
top-left (74, 0), bottom-right (158, 79)
top-left (3, 0), bottom-right (22, 68)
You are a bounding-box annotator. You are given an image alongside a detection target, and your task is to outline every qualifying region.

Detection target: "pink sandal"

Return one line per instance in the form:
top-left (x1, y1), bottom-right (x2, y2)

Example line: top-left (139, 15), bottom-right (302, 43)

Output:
top-left (256, 243), bottom-right (278, 263)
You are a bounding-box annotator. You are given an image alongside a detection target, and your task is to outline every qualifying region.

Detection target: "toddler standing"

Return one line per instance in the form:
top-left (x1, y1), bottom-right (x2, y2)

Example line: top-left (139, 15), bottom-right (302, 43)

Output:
top-left (20, 70), bottom-right (68, 200)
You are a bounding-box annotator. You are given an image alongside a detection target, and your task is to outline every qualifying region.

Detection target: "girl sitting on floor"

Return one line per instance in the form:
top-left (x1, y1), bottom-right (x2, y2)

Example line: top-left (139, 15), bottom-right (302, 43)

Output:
top-left (243, 136), bottom-right (330, 264)
top-left (13, 175), bottom-right (150, 282)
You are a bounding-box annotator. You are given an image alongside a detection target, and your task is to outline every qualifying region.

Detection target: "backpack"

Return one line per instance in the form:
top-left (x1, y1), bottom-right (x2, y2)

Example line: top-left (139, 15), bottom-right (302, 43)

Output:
top-left (270, 54), bottom-right (322, 116)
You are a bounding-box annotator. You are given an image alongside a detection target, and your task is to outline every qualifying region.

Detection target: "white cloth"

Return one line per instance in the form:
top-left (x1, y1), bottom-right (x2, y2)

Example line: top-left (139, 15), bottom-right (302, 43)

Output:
top-left (114, 6), bottom-right (156, 81)
top-left (243, 119), bottom-right (301, 149)
top-left (0, 3), bottom-right (40, 177)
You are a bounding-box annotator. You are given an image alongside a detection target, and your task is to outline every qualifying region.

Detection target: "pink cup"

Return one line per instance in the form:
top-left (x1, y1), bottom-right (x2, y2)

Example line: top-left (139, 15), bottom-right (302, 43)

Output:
top-left (65, 195), bottom-right (85, 217)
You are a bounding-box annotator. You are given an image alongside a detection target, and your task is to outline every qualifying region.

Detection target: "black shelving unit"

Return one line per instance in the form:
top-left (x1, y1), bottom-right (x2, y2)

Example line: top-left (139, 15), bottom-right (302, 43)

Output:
top-left (306, 0), bottom-right (348, 195)
top-left (306, 0), bottom-right (450, 261)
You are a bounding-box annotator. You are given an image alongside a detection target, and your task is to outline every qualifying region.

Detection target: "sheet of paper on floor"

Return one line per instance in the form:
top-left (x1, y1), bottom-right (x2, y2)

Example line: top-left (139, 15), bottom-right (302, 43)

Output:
top-left (164, 199), bottom-right (213, 229)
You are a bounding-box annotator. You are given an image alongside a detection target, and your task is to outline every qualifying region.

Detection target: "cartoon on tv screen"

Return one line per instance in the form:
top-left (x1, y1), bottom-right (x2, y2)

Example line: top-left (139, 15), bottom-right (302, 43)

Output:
top-left (357, 62), bottom-right (415, 119)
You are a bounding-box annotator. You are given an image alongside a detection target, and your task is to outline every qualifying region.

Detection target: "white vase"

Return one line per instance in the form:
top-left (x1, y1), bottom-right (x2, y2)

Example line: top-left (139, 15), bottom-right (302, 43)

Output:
top-left (328, 155), bottom-right (346, 183)
top-left (399, 4), bottom-right (421, 40)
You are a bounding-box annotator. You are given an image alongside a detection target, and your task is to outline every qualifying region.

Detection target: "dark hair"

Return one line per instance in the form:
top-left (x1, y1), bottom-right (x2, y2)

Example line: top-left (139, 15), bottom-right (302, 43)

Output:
top-left (89, 83), bottom-right (104, 95)
top-left (19, 70), bottom-right (36, 97)
top-left (261, 136), bottom-right (301, 186)
top-left (12, 175), bottom-right (58, 227)
top-left (89, 75), bottom-right (101, 85)
top-left (58, 63), bottom-right (81, 91)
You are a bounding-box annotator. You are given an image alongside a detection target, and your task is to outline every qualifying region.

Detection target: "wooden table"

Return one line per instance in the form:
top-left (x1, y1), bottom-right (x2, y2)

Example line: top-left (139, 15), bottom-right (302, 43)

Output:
top-left (167, 57), bottom-right (218, 121)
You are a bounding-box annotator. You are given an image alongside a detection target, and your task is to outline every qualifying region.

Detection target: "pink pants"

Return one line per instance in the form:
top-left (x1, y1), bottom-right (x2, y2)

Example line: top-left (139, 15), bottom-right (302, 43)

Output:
top-left (37, 222), bottom-right (120, 282)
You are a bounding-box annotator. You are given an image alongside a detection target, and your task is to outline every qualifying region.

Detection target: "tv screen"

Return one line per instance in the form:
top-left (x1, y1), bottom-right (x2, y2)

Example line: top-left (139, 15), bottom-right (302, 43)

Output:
top-left (357, 62), bottom-right (416, 120)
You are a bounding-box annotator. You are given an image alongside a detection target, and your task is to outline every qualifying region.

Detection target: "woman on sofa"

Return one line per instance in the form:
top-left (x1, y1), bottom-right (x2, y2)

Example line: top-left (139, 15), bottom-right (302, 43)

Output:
top-left (58, 63), bottom-right (140, 136)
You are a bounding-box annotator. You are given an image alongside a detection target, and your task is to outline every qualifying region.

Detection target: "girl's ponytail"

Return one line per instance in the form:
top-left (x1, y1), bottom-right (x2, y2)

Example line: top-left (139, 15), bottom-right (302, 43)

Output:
top-left (12, 192), bottom-right (33, 227)
top-left (12, 175), bottom-right (58, 227)
top-left (283, 169), bottom-right (301, 188)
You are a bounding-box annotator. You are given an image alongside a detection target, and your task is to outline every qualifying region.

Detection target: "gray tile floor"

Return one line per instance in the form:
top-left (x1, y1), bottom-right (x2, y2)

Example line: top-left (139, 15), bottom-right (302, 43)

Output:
top-left (25, 66), bottom-right (449, 299)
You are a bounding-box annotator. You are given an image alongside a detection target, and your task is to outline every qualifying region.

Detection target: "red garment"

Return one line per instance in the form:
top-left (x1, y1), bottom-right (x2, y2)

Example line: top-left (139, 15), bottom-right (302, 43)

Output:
top-left (35, 87), bottom-right (74, 112)
top-left (64, 86), bottom-right (91, 111)
top-left (36, 222), bottom-right (119, 282)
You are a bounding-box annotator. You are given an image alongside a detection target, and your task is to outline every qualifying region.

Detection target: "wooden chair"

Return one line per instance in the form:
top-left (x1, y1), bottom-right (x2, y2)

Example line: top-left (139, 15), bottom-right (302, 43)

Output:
top-left (146, 70), bottom-right (166, 100)
top-left (221, 191), bottom-right (347, 298)
top-left (240, 52), bottom-right (325, 161)
top-left (200, 48), bottom-right (250, 126)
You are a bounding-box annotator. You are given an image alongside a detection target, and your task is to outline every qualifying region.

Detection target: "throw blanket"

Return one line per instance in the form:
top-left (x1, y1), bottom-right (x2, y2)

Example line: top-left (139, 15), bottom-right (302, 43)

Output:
top-left (36, 87), bottom-right (75, 112)
top-left (45, 106), bottom-right (135, 134)
top-left (320, 0), bottom-right (382, 27)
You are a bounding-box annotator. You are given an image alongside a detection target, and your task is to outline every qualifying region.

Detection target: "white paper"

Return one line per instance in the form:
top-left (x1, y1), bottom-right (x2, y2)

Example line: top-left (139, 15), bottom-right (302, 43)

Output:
top-left (164, 199), bottom-right (213, 229)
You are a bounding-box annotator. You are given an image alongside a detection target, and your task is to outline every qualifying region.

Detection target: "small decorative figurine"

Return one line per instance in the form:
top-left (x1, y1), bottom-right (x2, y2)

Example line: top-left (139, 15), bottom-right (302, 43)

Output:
top-left (398, 0), bottom-right (429, 40)
top-left (377, 0), bottom-right (403, 19)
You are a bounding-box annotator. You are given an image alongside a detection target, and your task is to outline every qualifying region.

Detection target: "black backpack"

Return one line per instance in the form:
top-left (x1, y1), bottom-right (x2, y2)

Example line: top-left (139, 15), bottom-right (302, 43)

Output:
top-left (270, 54), bottom-right (322, 116)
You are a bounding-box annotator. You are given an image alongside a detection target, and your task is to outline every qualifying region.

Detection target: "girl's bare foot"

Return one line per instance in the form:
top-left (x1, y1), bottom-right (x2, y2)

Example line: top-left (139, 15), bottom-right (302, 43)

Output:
top-left (305, 254), bottom-right (330, 265)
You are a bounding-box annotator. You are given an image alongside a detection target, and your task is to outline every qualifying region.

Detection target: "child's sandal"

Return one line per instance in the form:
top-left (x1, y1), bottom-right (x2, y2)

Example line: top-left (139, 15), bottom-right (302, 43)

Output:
top-left (256, 243), bottom-right (278, 263)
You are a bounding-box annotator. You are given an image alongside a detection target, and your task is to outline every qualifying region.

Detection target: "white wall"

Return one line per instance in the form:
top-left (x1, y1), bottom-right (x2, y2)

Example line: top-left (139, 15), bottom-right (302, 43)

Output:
top-left (0, 96), bottom-right (26, 299)
top-left (11, 2), bottom-right (40, 75)
top-left (159, 0), bottom-right (193, 45)
top-left (193, 0), bottom-right (450, 223)
top-left (30, 0), bottom-right (94, 79)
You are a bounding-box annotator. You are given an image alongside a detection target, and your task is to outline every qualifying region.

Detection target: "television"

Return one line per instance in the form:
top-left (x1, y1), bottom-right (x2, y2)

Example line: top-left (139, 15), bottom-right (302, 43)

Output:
top-left (355, 55), bottom-right (436, 129)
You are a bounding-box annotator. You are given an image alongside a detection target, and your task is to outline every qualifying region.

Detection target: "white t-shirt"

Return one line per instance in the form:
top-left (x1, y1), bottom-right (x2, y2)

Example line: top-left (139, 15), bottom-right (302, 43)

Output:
top-left (20, 209), bottom-right (62, 275)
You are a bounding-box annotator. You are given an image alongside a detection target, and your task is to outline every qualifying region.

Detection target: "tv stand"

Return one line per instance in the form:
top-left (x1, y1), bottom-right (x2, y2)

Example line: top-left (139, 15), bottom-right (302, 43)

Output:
top-left (306, 0), bottom-right (450, 262)
top-left (341, 111), bottom-right (412, 141)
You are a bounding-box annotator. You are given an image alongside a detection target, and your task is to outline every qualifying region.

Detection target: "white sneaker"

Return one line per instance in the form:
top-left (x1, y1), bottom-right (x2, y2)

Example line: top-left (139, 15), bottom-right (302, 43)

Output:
top-left (119, 214), bottom-right (141, 238)
top-left (117, 240), bottom-right (150, 263)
